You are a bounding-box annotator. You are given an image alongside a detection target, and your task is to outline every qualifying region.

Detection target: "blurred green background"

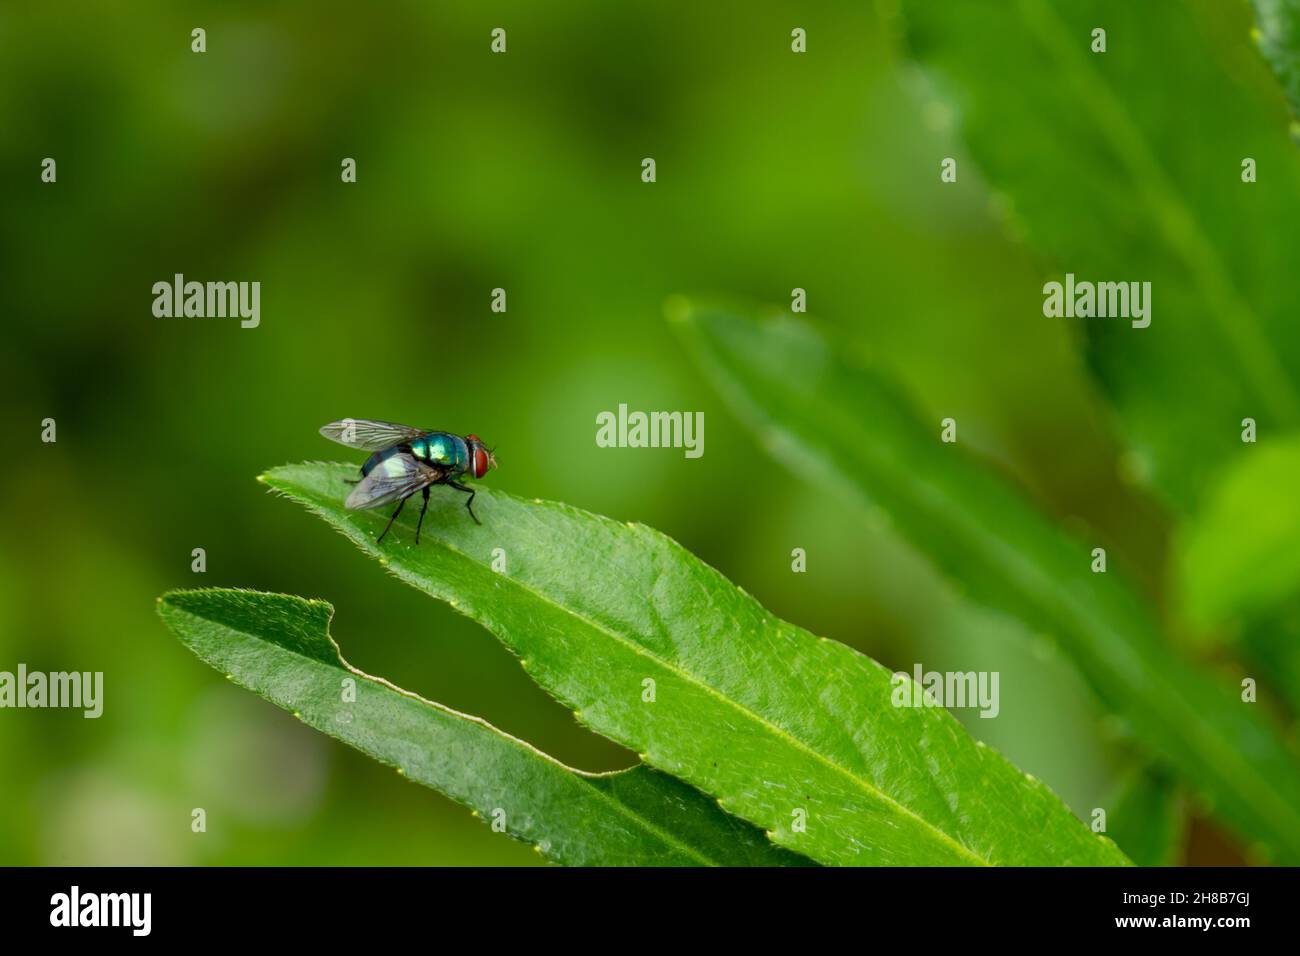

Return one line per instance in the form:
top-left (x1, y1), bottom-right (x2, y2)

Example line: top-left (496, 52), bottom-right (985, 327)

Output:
top-left (0, 2), bottom-right (1278, 864)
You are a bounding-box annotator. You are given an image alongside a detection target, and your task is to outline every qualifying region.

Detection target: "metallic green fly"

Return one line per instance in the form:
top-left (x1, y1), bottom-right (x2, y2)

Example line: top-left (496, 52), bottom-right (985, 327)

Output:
top-left (320, 419), bottom-right (497, 543)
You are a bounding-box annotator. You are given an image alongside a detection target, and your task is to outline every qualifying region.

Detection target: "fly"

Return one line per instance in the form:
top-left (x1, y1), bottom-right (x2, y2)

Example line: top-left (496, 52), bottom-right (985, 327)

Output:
top-left (319, 418), bottom-right (497, 543)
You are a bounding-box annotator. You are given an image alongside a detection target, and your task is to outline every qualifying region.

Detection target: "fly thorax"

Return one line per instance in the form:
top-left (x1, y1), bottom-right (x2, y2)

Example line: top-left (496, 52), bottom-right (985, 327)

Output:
top-left (414, 432), bottom-right (468, 474)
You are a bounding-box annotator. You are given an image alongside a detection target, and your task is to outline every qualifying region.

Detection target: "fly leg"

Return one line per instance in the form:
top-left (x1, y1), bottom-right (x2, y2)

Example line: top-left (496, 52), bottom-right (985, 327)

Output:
top-left (448, 481), bottom-right (480, 525)
top-left (345, 466), bottom-right (365, 486)
top-left (377, 495), bottom-right (408, 544)
top-left (415, 486), bottom-right (431, 544)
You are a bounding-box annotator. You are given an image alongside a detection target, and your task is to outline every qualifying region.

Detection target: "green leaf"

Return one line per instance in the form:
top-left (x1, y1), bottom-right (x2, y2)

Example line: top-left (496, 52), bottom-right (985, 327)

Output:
top-left (899, 0), bottom-right (1300, 512)
top-left (1171, 437), bottom-right (1300, 723)
top-left (1104, 769), bottom-right (1187, 867)
top-left (1241, 607), bottom-right (1300, 718)
top-left (671, 302), bottom-right (1300, 863)
top-left (260, 464), bottom-right (1129, 866)
top-left (1175, 436), bottom-right (1300, 633)
top-left (1252, 0), bottom-right (1300, 126)
top-left (158, 587), bottom-right (805, 867)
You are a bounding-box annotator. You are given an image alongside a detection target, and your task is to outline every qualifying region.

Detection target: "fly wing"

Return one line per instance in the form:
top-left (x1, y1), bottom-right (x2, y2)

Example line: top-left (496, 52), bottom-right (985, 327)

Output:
top-left (345, 453), bottom-right (444, 510)
top-left (320, 418), bottom-right (427, 451)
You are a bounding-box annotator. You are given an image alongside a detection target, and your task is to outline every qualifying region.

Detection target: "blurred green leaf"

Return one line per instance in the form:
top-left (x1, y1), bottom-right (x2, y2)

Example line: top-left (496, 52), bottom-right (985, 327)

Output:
top-left (262, 463), bottom-right (1129, 866)
top-left (1105, 768), bottom-right (1187, 867)
top-left (1175, 437), bottom-right (1300, 632)
top-left (1252, 0), bottom-right (1300, 124)
top-left (1242, 607), bottom-right (1300, 717)
top-left (1172, 438), bottom-right (1300, 723)
top-left (900, 0), bottom-right (1300, 512)
top-left (159, 588), bottom-right (804, 867)
top-left (672, 302), bottom-right (1300, 862)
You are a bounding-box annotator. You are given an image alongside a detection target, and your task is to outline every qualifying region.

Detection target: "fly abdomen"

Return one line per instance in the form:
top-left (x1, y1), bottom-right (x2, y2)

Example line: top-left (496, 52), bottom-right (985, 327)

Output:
top-left (360, 443), bottom-right (406, 478)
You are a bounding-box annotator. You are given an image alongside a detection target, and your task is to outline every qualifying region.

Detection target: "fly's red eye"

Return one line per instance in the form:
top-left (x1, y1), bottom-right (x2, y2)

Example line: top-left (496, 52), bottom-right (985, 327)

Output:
top-left (472, 446), bottom-right (489, 479)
